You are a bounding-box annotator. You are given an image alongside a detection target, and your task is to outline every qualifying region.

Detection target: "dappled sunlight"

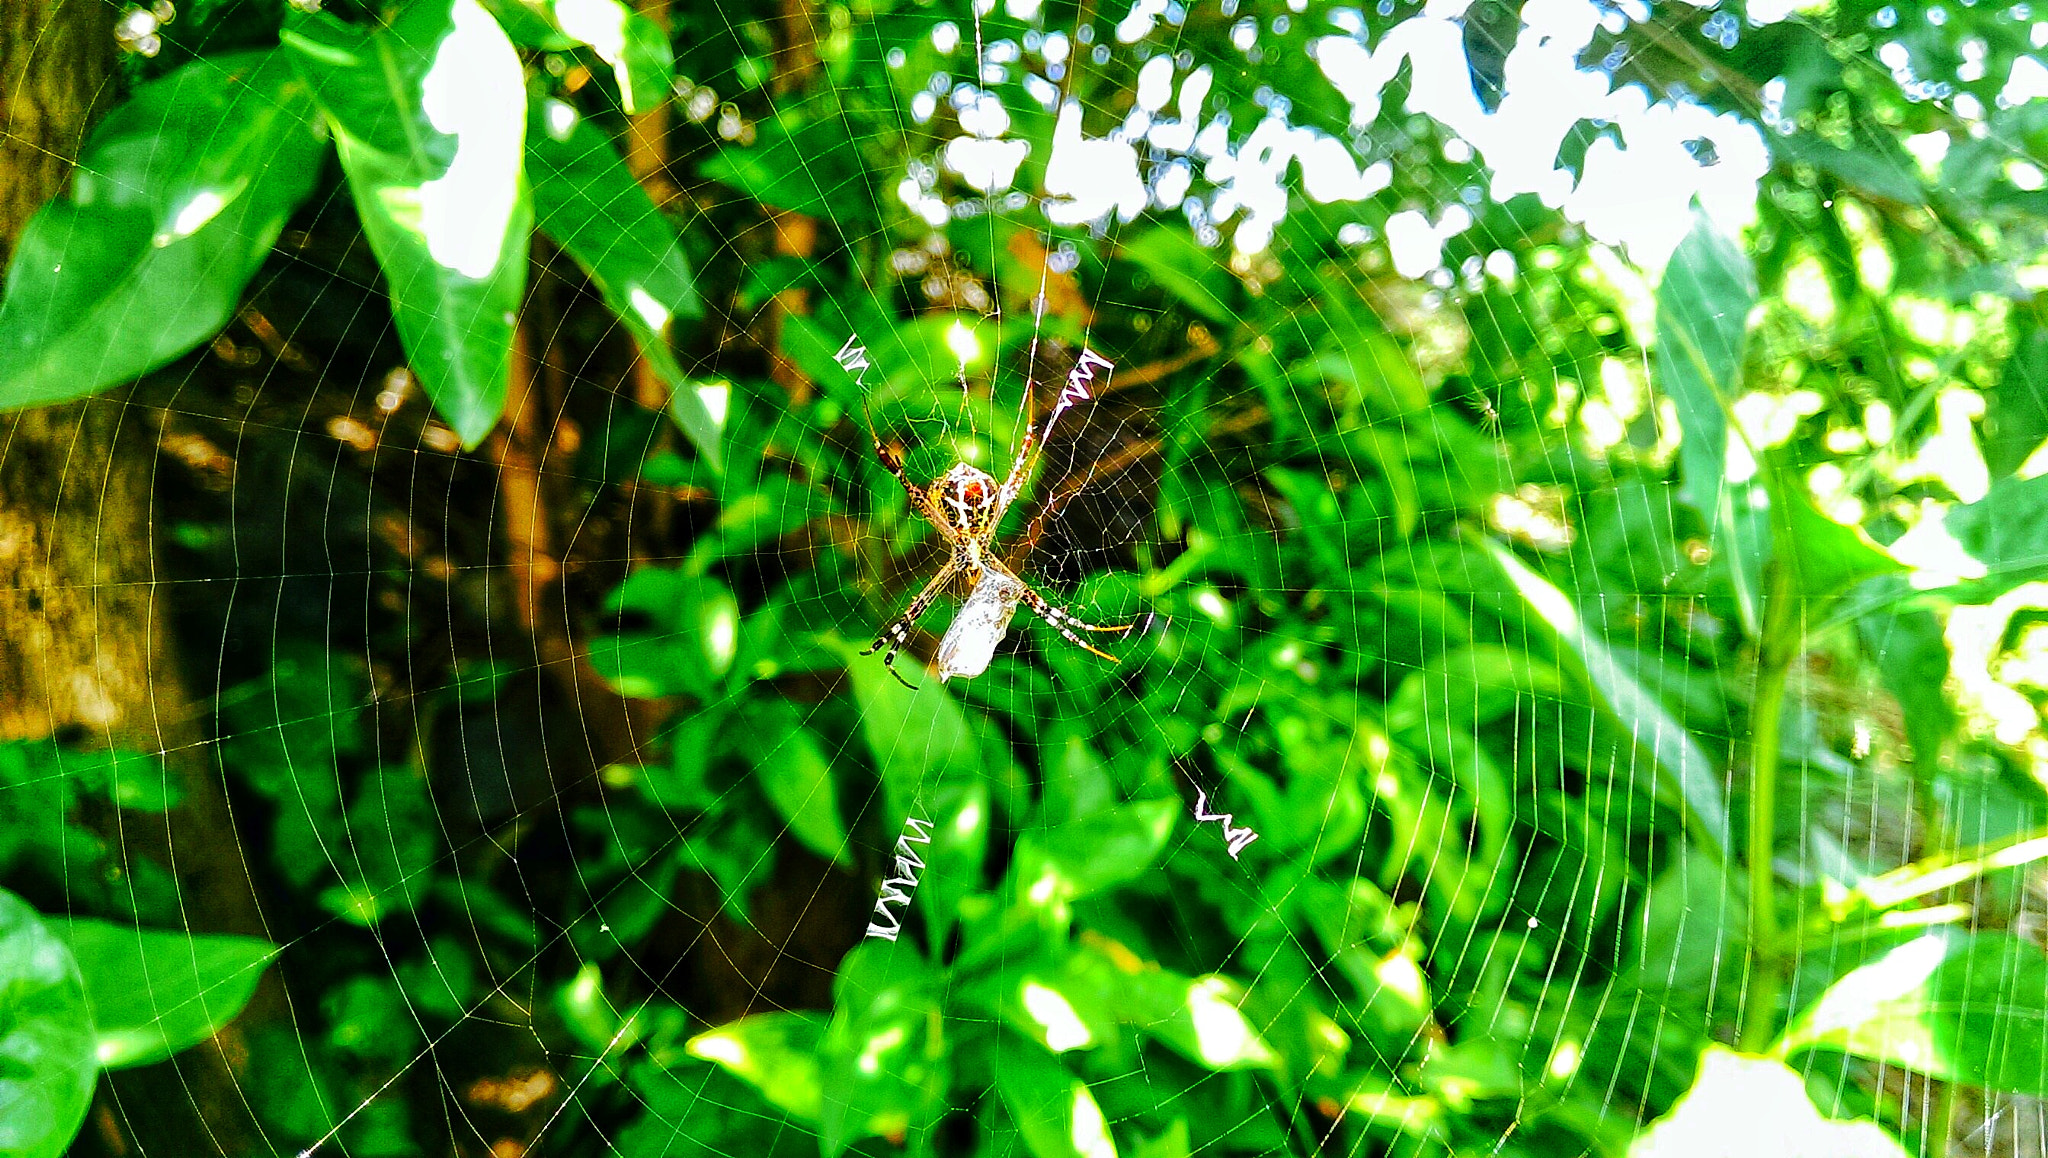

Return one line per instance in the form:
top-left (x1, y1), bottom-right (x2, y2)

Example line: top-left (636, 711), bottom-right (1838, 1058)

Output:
top-left (417, 0), bottom-right (524, 279)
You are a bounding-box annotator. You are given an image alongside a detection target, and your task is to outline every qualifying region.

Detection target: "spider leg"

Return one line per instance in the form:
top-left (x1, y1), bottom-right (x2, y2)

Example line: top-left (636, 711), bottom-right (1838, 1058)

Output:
top-left (868, 426), bottom-right (942, 525)
top-left (861, 558), bottom-right (965, 686)
top-left (995, 399), bottom-right (1039, 520)
top-left (986, 561), bottom-right (1134, 664)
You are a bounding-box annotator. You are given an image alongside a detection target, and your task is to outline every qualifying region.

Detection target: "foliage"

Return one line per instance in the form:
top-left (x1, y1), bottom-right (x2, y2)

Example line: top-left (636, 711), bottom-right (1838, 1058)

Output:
top-left (3, 0), bottom-right (2048, 1154)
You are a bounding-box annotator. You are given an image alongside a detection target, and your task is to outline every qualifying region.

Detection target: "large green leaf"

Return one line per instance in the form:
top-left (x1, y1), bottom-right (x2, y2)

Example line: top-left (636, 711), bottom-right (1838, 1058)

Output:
top-left (1654, 210), bottom-right (1765, 629)
top-left (284, 0), bottom-right (531, 448)
top-left (742, 700), bottom-right (849, 866)
top-left (1477, 535), bottom-right (1732, 853)
top-left (54, 919), bottom-right (276, 1070)
top-left (1781, 930), bottom-right (2048, 1096)
top-left (0, 50), bottom-right (323, 410)
top-left (994, 1039), bottom-right (1119, 1158)
top-left (0, 889), bottom-right (95, 1158)
top-left (1119, 227), bottom-right (1235, 325)
top-left (827, 634), bottom-right (1013, 820)
top-left (1629, 1048), bottom-right (1909, 1158)
top-left (527, 97), bottom-right (720, 472)
top-left (819, 943), bottom-right (947, 1157)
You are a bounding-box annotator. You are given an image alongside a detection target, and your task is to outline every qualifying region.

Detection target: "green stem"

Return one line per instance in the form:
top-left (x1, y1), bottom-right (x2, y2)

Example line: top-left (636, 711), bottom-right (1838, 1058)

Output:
top-left (1739, 561), bottom-right (1798, 1054)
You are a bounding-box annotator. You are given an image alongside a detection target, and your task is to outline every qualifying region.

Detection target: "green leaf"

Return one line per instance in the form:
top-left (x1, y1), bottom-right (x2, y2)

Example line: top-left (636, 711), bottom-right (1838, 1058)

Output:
top-left (1119, 227), bottom-right (1235, 325)
top-left (698, 109), bottom-right (869, 221)
top-left (527, 98), bottom-right (720, 472)
top-left (1010, 798), bottom-right (1178, 903)
top-left (1476, 535), bottom-right (1732, 853)
top-left (826, 634), bottom-right (1001, 815)
top-left (51, 747), bottom-right (181, 812)
top-left (589, 569), bottom-right (740, 699)
top-left (1123, 969), bottom-right (1281, 1074)
top-left (1780, 930), bottom-right (2048, 1096)
top-left (961, 949), bottom-right (1123, 1055)
top-left (684, 1011), bottom-right (827, 1122)
top-left (994, 1039), bottom-right (1119, 1158)
top-left (1939, 473), bottom-right (2048, 602)
top-left (742, 700), bottom-right (849, 866)
top-left (52, 919), bottom-right (275, 1070)
top-left (324, 974), bottom-right (422, 1064)
top-left (1654, 209), bottom-right (1765, 630)
top-left (284, 0), bottom-right (531, 448)
top-left (1857, 590), bottom-right (1955, 766)
top-left (820, 942), bottom-right (947, 1156)
top-left (321, 768), bottom-right (440, 925)
top-left (1774, 487), bottom-right (1904, 605)
top-left (1981, 316), bottom-right (2048, 478)
top-left (1629, 1048), bottom-right (1909, 1158)
top-left (218, 644), bottom-right (368, 796)
top-left (0, 890), bottom-right (95, 1158)
top-left (0, 50), bottom-right (323, 410)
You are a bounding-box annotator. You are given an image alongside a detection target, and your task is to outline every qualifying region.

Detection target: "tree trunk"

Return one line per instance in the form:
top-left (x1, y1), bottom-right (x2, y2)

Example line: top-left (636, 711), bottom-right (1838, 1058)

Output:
top-left (0, 5), bottom-right (268, 1153)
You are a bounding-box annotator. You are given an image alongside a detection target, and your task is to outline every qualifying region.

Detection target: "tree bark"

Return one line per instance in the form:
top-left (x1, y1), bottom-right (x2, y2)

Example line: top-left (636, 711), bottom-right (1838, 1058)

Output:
top-left (1, 4), bottom-right (268, 1153)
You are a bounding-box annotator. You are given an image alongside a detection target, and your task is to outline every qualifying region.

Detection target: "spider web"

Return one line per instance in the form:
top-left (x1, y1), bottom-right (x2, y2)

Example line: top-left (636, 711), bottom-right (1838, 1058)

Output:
top-left (6, 0), bottom-right (2048, 1155)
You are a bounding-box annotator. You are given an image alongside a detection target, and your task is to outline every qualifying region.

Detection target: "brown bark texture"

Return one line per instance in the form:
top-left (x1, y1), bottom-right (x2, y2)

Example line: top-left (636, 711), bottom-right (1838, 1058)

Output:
top-left (1, 3), bottom-right (268, 1153)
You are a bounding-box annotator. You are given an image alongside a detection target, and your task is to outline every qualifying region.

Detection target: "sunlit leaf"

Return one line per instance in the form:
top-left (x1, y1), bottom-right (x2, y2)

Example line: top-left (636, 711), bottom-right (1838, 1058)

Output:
top-left (589, 569), bottom-right (740, 699)
top-left (489, 0), bottom-right (672, 112)
top-left (1629, 1048), bottom-right (1909, 1158)
top-left (0, 889), bottom-right (95, 1158)
top-left (1935, 473), bottom-right (2048, 602)
top-left (0, 51), bottom-right (323, 411)
top-left (1780, 930), bottom-right (2048, 1096)
top-left (824, 633), bottom-right (1019, 821)
top-left (820, 942), bottom-right (947, 1157)
top-left (1774, 488), bottom-right (1903, 605)
top-left (1981, 315), bottom-right (2048, 478)
top-left (53, 919), bottom-right (275, 1070)
top-left (284, 0), bottom-right (531, 448)
top-left (1125, 970), bottom-right (1282, 1074)
top-left (685, 1011), bottom-right (827, 1122)
top-left (994, 1040), bottom-right (1119, 1158)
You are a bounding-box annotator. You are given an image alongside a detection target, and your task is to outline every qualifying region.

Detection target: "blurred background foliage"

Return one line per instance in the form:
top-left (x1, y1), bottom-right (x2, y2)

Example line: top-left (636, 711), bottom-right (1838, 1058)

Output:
top-left (2, 0), bottom-right (2048, 1155)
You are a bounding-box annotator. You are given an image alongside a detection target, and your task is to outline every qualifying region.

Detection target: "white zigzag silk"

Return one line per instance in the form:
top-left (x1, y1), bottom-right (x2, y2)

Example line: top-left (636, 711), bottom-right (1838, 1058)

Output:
top-left (864, 815), bottom-right (935, 941)
top-left (1193, 790), bottom-right (1259, 859)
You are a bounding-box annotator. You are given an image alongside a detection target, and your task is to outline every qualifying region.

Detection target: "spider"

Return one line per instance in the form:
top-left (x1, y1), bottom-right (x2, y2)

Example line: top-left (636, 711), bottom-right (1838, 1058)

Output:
top-left (857, 349), bottom-right (1133, 688)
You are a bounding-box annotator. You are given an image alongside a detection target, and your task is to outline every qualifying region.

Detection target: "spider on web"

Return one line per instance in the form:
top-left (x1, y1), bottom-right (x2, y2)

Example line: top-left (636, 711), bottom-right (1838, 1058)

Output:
top-left (839, 337), bottom-right (1134, 688)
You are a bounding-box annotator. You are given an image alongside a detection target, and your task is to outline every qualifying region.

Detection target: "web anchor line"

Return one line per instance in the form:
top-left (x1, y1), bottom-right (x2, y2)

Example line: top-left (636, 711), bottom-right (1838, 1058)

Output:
top-left (864, 812), bottom-right (936, 941)
top-left (1193, 790), bottom-right (1259, 860)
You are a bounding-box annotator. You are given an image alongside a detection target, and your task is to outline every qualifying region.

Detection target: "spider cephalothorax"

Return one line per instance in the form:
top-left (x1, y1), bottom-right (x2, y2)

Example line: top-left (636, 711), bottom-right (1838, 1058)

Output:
top-left (929, 463), bottom-right (1000, 546)
top-left (857, 351), bottom-right (1132, 687)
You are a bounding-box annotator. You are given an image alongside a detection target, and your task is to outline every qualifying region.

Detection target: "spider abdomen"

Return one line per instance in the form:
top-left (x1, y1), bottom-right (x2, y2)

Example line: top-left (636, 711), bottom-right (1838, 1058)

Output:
top-left (936, 572), bottom-right (1026, 682)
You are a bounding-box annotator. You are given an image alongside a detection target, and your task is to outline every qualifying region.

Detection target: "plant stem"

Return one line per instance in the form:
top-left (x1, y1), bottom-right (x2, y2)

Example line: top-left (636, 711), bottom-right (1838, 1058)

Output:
top-left (1739, 560), bottom-right (1797, 1054)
